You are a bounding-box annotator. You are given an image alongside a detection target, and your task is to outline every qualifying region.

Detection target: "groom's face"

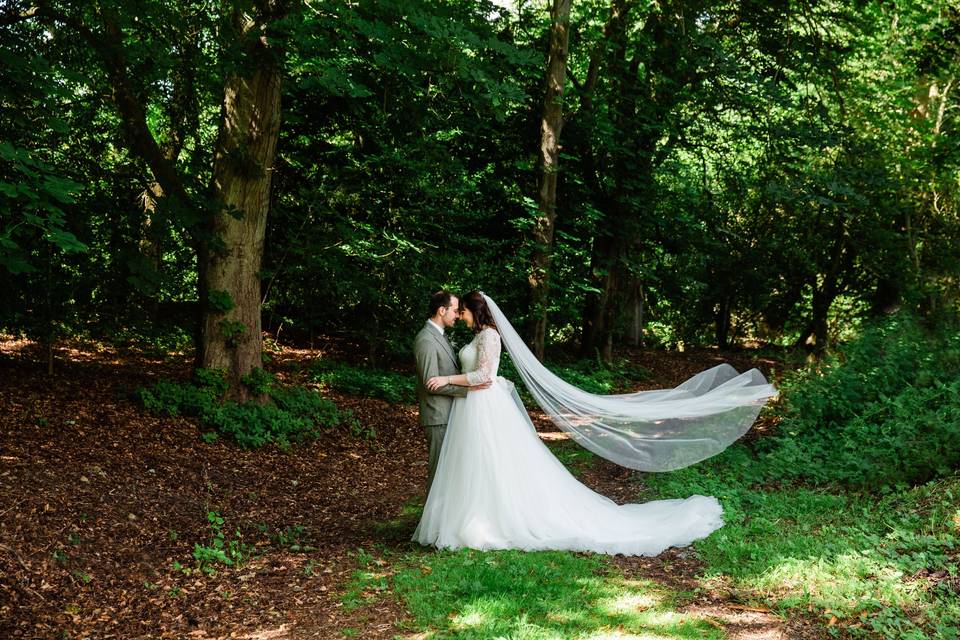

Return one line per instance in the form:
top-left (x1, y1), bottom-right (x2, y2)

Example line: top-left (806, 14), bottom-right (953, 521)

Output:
top-left (440, 296), bottom-right (459, 328)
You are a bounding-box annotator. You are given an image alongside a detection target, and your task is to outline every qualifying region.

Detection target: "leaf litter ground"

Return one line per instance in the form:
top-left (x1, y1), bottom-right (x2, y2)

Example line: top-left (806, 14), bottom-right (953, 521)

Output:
top-left (0, 337), bottom-right (820, 639)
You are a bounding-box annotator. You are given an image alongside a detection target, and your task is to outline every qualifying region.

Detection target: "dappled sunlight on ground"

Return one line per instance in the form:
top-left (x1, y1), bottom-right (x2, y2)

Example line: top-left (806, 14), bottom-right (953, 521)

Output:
top-left (757, 551), bottom-right (921, 611)
top-left (684, 605), bottom-right (786, 640)
top-left (597, 589), bottom-right (662, 614)
top-left (239, 624), bottom-right (293, 639)
top-left (583, 633), bottom-right (674, 640)
top-left (352, 547), bottom-right (733, 640)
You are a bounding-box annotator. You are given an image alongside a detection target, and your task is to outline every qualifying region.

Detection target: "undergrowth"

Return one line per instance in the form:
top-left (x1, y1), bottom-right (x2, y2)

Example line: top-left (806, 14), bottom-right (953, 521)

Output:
top-left (645, 313), bottom-right (960, 639)
top-left (311, 360), bottom-right (416, 403)
top-left (764, 314), bottom-right (960, 488)
top-left (138, 368), bottom-right (359, 448)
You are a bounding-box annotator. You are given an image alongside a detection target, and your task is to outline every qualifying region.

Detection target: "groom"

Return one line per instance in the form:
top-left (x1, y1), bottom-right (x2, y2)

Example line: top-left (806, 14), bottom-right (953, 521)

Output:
top-left (413, 290), bottom-right (490, 493)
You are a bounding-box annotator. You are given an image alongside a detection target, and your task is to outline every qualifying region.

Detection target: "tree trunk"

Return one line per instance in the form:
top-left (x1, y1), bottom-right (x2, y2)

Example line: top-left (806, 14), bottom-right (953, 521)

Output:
top-left (715, 297), bottom-right (731, 349)
top-left (199, 9), bottom-right (283, 402)
top-left (796, 233), bottom-right (851, 354)
top-left (528, 0), bottom-right (572, 361)
top-left (580, 230), bottom-right (615, 357)
top-left (580, 10), bottom-right (666, 358)
top-left (811, 288), bottom-right (831, 353)
top-left (572, 1), bottom-right (633, 359)
top-left (26, 3), bottom-right (286, 399)
top-left (630, 279), bottom-right (644, 347)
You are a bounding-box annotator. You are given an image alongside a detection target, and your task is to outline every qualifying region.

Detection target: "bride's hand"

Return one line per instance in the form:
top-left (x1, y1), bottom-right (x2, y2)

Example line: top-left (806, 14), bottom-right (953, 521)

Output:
top-left (426, 375), bottom-right (448, 391)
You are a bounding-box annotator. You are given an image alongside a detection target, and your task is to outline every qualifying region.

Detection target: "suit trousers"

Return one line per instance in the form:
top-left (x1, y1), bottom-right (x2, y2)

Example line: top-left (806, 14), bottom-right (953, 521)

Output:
top-left (423, 423), bottom-right (447, 495)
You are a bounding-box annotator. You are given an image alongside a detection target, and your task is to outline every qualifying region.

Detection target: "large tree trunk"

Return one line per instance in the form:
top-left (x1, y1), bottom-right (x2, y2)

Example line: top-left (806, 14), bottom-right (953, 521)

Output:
top-left (199, 8), bottom-right (283, 402)
top-left (580, 230), bottom-right (617, 358)
top-left (26, 3), bottom-right (285, 400)
top-left (528, 0), bottom-right (572, 361)
top-left (793, 233), bottom-right (851, 354)
top-left (715, 296), bottom-right (731, 349)
top-left (579, 12), bottom-right (658, 359)
top-left (571, 0), bottom-right (633, 359)
top-left (580, 3), bottom-right (702, 358)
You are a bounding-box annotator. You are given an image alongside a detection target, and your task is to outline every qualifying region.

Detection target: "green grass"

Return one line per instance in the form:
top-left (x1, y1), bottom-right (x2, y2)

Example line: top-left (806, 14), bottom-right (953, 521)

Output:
top-left (357, 463), bottom-right (960, 639)
top-left (344, 546), bottom-right (723, 640)
top-left (645, 451), bottom-right (960, 639)
top-left (548, 439), bottom-right (598, 477)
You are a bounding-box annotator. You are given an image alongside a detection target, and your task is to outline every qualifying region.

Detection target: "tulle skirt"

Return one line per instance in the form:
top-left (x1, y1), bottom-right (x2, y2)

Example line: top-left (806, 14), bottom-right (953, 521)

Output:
top-left (413, 377), bottom-right (724, 556)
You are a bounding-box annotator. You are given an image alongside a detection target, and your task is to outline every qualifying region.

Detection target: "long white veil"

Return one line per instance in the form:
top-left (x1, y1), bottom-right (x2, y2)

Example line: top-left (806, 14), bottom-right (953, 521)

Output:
top-left (483, 294), bottom-right (778, 472)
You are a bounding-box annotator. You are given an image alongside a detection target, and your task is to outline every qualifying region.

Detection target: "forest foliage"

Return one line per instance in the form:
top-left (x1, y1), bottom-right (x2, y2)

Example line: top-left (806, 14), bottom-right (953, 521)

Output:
top-left (1, 0), bottom-right (956, 368)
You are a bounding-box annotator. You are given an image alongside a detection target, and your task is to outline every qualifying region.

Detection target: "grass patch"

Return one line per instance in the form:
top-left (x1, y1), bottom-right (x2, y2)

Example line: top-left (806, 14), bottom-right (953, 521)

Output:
top-left (634, 314), bottom-right (960, 638)
top-left (645, 450), bottom-right (960, 638)
top-left (373, 496), bottom-right (426, 545)
top-left (548, 439), bottom-right (598, 477)
top-left (344, 547), bottom-right (723, 640)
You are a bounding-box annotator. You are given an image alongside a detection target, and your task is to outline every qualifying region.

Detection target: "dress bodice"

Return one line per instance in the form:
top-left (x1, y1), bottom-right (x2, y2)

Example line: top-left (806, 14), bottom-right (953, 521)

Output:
top-left (459, 328), bottom-right (500, 384)
top-left (459, 341), bottom-right (478, 373)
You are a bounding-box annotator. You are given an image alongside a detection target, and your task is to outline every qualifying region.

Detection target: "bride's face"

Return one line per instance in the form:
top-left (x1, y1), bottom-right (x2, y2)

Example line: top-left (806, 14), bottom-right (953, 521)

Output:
top-left (459, 306), bottom-right (475, 328)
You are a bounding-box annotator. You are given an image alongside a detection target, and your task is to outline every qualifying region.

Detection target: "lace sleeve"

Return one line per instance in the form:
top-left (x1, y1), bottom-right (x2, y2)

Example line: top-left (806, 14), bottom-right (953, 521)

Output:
top-left (466, 328), bottom-right (501, 385)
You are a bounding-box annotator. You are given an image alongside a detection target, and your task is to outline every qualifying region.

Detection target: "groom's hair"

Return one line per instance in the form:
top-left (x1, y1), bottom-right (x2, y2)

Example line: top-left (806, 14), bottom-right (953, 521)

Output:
top-left (428, 290), bottom-right (456, 318)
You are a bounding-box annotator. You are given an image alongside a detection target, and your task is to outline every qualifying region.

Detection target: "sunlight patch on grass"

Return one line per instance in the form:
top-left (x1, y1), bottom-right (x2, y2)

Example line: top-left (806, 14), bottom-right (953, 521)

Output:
top-left (597, 590), bottom-right (661, 615)
top-left (583, 633), bottom-right (674, 640)
top-left (450, 608), bottom-right (488, 629)
top-left (345, 547), bottom-right (725, 639)
top-left (648, 464), bottom-right (960, 638)
top-left (755, 551), bottom-right (921, 612)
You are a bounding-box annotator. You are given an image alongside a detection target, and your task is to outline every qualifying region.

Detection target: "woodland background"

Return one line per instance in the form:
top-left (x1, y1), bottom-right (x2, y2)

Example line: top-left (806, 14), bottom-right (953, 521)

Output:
top-left (1, 0), bottom-right (957, 376)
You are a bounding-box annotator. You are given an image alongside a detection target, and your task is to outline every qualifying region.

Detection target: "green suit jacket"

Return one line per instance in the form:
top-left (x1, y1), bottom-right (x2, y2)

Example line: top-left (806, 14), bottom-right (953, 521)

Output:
top-left (414, 321), bottom-right (468, 426)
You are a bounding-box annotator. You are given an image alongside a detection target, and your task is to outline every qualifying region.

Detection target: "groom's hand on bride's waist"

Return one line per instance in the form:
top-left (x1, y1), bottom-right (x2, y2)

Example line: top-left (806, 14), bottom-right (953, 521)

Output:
top-left (470, 380), bottom-right (493, 391)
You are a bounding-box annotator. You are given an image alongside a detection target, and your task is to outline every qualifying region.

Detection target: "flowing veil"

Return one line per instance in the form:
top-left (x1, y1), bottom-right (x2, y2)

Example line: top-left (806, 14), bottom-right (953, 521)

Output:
top-left (482, 294), bottom-right (778, 472)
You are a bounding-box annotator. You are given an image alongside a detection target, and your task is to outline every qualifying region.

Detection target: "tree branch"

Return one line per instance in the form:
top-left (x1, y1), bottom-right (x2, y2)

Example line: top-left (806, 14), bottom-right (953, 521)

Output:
top-left (31, 2), bottom-right (193, 208)
top-left (0, 3), bottom-right (39, 27)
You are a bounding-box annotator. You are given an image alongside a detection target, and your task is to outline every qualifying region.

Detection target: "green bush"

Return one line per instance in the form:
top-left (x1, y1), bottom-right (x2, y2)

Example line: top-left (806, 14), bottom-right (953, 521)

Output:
top-left (104, 324), bottom-right (194, 355)
top-left (551, 357), bottom-right (651, 395)
top-left (311, 360), bottom-right (416, 404)
top-left (191, 510), bottom-right (252, 575)
top-left (138, 370), bottom-right (359, 449)
top-left (763, 313), bottom-right (960, 487)
top-left (241, 367), bottom-right (275, 396)
top-left (138, 379), bottom-right (216, 417)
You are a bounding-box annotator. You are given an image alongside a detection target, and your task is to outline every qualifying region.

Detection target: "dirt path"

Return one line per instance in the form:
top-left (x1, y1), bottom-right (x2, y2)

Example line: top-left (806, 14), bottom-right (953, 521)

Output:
top-left (0, 340), bottom-right (810, 639)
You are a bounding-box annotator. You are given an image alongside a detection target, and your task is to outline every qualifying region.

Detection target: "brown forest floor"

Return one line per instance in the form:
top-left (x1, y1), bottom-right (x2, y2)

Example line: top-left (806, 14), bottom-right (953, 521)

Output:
top-left (0, 337), bottom-right (820, 639)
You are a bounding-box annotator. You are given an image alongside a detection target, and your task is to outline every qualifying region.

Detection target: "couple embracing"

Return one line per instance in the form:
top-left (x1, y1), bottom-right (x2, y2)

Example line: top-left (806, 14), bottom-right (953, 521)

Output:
top-left (411, 289), bottom-right (778, 556)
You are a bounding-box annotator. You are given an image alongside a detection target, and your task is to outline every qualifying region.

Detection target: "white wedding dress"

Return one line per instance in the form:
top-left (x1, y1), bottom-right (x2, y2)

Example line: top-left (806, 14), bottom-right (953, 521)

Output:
top-left (413, 327), bottom-right (724, 556)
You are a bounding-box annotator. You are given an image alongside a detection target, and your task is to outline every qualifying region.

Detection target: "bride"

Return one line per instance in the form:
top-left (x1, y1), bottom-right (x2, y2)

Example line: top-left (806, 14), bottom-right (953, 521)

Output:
top-left (412, 291), bottom-right (777, 556)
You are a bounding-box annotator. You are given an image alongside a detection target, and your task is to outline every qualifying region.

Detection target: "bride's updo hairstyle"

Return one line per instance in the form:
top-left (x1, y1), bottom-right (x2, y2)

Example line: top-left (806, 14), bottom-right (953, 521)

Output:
top-left (460, 290), bottom-right (497, 333)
